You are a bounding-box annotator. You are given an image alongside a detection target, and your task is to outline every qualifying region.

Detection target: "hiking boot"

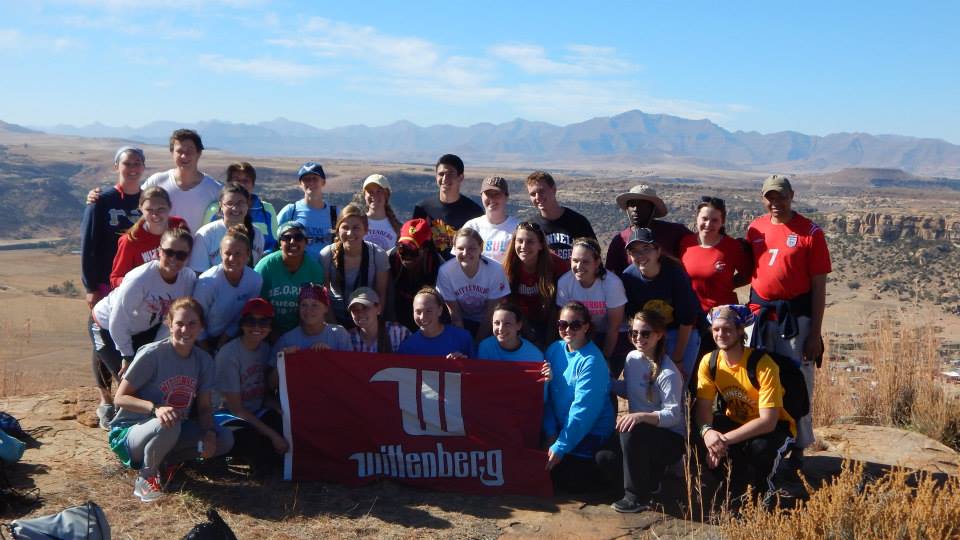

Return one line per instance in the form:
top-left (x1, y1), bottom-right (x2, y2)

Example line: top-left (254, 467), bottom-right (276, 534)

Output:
top-left (611, 496), bottom-right (650, 513)
top-left (96, 404), bottom-right (115, 431)
top-left (133, 474), bottom-right (164, 503)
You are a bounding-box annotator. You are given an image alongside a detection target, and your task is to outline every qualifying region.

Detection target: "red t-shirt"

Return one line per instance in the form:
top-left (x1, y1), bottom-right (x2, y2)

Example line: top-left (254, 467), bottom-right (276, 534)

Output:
top-left (679, 234), bottom-right (752, 312)
top-left (511, 253), bottom-right (569, 323)
top-left (746, 213), bottom-right (831, 301)
top-left (109, 216), bottom-right (188, 288)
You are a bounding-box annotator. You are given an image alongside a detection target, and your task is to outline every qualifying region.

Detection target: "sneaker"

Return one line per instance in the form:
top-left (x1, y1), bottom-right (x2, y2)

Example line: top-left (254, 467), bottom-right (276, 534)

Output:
top-left (96, 404), bottom-right (115, 431)
top-left (611, 496), bottom-right (650, 513)
top-left (133, 474), bottom-right (164, 503)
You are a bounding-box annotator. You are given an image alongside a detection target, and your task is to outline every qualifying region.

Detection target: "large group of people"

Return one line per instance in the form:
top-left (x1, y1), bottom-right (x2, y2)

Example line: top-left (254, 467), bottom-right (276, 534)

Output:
top-left (80, 128), bottom-right (831, 510)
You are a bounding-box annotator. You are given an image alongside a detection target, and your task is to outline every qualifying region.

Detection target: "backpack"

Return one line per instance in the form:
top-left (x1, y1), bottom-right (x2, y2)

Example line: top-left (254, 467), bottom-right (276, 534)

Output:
top-left (708, 347), bottom-right (810, 421)
top-left (6, 500), bottom-right (109, 540)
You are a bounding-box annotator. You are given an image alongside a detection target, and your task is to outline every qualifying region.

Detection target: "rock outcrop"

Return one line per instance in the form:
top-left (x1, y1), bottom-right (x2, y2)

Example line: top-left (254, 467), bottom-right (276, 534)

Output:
top-left (827, 212), bottom-right (960, 242)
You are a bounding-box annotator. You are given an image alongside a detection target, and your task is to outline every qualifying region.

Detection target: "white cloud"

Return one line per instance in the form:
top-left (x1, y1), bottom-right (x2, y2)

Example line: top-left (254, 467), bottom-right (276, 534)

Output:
top-left (61, 14), bottom-right (203, 39)
top-left (198, 54), bottom-right (320, 82)
top-left (490, 43), bottom-right (637, 76)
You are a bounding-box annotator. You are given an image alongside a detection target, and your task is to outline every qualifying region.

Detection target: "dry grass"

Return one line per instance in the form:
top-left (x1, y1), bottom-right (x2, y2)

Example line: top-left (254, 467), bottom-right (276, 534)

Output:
top-left (720, 462), bottom-right (960, 539)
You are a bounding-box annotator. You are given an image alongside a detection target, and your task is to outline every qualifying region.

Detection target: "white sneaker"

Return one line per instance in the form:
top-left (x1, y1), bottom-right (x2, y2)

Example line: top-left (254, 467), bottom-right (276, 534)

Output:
top-left (133, 474), bottom-right (164, 503)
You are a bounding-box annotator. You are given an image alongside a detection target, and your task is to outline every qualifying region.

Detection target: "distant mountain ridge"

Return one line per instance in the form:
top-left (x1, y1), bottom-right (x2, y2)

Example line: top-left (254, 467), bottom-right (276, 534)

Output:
top-left (27, 110), bottom-right (960, 175)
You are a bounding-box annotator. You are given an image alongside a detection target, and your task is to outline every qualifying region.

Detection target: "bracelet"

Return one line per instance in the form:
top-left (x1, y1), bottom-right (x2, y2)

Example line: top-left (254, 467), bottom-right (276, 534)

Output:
top-left (699, 424), bottom-right (713, 438)
top-left (149, 403), bottom-right (157, 416)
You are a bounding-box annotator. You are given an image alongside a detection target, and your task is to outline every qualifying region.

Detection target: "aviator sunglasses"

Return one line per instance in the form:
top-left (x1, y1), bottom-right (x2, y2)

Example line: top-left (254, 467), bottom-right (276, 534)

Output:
top-left (556, 319), bottom-right (586, 332)
top-left (630, 329), bottom-right (654, 340)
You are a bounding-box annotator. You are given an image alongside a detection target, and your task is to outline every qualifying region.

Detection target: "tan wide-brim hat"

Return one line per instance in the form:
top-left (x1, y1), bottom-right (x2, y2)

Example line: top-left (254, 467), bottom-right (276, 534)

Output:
top-left (615, 184), bottom-right (668, 217)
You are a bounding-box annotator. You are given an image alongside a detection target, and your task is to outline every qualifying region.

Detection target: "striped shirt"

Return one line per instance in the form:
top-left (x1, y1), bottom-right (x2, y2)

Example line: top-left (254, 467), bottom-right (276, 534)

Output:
top-left (349, 322), bottom-right (411, 353)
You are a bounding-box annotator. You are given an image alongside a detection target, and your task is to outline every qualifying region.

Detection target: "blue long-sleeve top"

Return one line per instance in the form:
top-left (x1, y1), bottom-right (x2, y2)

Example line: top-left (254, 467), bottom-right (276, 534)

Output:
top-left (543, 340), bottom-right (615, 458)
top-left (79, 185), bottom-right (141, 294)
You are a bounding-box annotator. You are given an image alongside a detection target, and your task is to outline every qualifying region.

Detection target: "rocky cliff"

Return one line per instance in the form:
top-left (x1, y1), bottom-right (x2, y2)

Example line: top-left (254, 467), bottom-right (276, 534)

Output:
top-left (827, 212), bottom-right (960, 242)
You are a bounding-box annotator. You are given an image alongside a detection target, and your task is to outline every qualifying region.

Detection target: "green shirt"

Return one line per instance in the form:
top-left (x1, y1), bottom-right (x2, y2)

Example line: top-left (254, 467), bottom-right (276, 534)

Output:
top-left (254, 251), bottom-right (325, 334)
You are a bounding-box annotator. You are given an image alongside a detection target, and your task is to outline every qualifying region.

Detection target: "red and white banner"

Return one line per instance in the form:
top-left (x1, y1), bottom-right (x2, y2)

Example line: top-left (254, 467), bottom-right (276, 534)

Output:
top-left (278, 351), bottom-right (553, 497)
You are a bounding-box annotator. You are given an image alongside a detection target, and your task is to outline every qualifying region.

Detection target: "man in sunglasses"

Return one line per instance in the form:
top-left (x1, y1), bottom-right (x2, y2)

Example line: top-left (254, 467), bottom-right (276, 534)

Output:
top-left (412, 154), bottom-right (484, 260)
top-left (745, 175), bottom-right (831, 471)
top-left (605, 184), bottom-right (692, 276)
top-left (385, 218), bottom-right (444, 332)
top-left (254, 221), bottom-right (326, 336)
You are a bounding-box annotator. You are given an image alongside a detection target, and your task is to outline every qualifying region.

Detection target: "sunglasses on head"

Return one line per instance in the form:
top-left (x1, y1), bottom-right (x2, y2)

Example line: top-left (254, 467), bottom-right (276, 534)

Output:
top-left (280, 232), bottom-right (306, 243)
top-left (160, 247), bottom-right (189, 261)
top-left (630, 329), bottom-right (653, 340)
top-left (241, 316), bottom-right (272, 328)
top-left (556, 319), bottom-right (586, 332)
top-left (700, 196), bottom-right (726, 210)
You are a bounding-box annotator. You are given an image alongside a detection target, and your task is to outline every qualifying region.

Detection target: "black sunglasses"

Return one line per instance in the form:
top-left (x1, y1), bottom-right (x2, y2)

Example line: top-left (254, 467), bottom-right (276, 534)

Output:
top-left (630, 329), bottom-right (654, 340)
top-left (280, 232), bottom-right (306, 243)
top-left (398, 244), bottom-right (420, 258)
top-left (160, 247), bottom-right (189, 261)
top-left (557, 319), bottom-right (586, 332)
top-left (700, 196), bottom-right (726, 210)
top-left (240, 316), bottom-right (272, 328)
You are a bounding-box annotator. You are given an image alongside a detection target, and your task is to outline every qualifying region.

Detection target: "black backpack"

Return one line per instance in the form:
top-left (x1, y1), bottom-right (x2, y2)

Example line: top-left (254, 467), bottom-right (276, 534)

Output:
top-left (708, 347), bottom-right (810, 421)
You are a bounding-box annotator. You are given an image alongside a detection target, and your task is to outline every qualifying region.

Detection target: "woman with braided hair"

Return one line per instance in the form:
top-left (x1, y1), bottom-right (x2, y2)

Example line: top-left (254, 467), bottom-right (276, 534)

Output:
top-left (319, 203), bottom-right (389, 328)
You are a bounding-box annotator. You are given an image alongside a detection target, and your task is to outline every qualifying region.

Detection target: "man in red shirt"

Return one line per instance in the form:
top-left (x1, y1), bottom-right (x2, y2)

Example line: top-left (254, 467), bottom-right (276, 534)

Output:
top-left (746, 174), bottom-right (831, 468)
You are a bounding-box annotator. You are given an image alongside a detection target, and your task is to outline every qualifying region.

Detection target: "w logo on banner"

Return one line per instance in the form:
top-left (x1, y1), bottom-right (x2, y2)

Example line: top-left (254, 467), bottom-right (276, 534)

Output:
top-left (371, 368), bottom-right (465, 436)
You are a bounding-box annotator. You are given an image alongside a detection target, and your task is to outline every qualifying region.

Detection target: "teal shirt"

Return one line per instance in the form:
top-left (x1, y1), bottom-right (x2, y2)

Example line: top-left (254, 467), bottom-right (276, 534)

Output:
top-left (254, 251), bottom-right (325, 334)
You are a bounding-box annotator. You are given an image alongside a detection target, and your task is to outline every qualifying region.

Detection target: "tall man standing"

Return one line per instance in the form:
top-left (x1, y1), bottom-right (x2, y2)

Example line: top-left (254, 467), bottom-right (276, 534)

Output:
top-left (525, 171), bottom-right (596, 260)
top-left (746, 174), bottom-right (831, 469)
top-left (605, 184), bottom-right (692, 275)
top-left (141, 129), bottom-right (222, 233)
top-left (413, 154), bottom-right (483, 259)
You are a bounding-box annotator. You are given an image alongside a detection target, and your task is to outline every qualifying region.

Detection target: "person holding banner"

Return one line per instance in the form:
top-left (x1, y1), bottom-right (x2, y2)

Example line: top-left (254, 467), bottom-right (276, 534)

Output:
top-left (397, 287), bottom-right (474, 358)
top-left (272, 283), bottom-right (351, 361)
top-left (347, 287), bottom-right (410, 353)
top-left (436, 228), bottom-right (511, 342)
top-left (501, 221), bottom-right (568, 349)
top-left (214, 298), bottom-right (287, 468)
top-left (477, 301), bottom-right (544, 362)
top-left (543, 301), bottom-right (616, 492)
top-left (609, 310), bottom-right (686, 513)
top-left (109, 297), bottom-right (233, 503)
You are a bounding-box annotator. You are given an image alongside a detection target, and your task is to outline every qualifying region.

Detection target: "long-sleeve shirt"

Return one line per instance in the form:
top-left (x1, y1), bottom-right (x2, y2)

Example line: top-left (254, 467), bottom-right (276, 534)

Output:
top-left (193, 264), bottom-right (263, 340)
top-left (543, 340), bottom-right (615, 458)
top-left (610, 351), bottom-right (686, 437)
top-left (79, 185), bottom-right (141, 294)
top-left (109, 216), bottom-right (187, 288)
top-left (93, 260), bottom-right (197, 357)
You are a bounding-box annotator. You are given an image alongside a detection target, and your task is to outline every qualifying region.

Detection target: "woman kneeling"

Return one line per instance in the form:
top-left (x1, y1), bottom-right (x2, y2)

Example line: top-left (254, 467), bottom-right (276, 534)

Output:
top-left (109, 297), bottom-right (234, 503)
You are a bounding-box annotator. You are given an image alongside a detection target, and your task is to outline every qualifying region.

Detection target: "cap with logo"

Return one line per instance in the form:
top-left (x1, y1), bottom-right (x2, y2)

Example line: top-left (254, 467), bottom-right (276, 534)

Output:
top-left (298, 162), bottom-right (326, 181)
top-left (480, 176), bottom-right (509, 197)
top-left (398, 218), bottom-right (432, 249)
top-left (625, 227), bottom-right (657, 249)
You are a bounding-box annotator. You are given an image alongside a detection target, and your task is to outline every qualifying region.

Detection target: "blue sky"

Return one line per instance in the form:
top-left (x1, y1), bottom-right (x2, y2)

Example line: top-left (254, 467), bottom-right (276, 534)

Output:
top-left (1, 1), bottom-right (957, 142)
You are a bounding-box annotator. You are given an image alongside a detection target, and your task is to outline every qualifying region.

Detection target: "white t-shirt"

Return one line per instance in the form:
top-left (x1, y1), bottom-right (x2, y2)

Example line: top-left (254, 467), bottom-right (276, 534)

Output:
top-left (462, 215), bottom-right (519, 264)
top-left (365, 217), bottom-right (398, 251)
top-left (189, 220), bottom-right (266, 273)
top-left (142, 169), bottom-right (223, 233)
top-left (193, 264), bottom-right (263, 339)
top-left (556, 271), bottom-right (627, 333)
top-left (436, 256), bottom-right (510, 323)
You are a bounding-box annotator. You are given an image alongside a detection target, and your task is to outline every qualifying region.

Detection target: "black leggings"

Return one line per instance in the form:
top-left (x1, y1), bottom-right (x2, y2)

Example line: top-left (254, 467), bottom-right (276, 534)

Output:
top-left (619, 423), bottom-right (685, 500)
top-left (706, 415), bottom-right (794, 496)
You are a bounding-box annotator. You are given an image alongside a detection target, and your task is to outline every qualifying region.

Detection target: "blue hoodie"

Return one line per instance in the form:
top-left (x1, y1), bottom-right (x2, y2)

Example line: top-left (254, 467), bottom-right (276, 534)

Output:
top-left (543, 340), bottom-right (615, 459)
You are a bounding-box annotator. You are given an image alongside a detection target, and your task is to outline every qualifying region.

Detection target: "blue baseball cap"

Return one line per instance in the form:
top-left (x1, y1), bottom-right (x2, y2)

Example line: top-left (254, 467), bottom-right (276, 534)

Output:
top-left (298, 162), bottom-right (325, 180)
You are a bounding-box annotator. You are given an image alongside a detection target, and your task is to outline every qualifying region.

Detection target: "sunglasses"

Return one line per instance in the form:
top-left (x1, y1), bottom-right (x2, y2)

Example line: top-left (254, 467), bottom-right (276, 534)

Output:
top-left (630, 329), bottom-right (654, 340)
top-left (700, 196), bottom-right (726, 210)
top-left (240, 316), bottom-right (272, 328)
top-left (398, 245), bottom-right (420, 259)
top-left (160, 247), bottom-right (189, 261)
top-left (556, 319), bottom-right (586, 332)
top-left (280, 233), bottom-right (306, 243)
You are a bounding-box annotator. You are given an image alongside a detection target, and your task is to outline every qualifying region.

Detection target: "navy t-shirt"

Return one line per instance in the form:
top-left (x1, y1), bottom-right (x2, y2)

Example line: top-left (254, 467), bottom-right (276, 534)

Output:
top-left (528, 207), bottom-right (596, 260)
top-left (621, 259), bottom-right (700, 328)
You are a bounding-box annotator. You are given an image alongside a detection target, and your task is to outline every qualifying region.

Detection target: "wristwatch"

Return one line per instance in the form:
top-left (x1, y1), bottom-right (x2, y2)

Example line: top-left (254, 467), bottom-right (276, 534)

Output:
top-left (150, 403), bottom-right (157, 416)
top-left (699, 424), bottom-right (713, 438)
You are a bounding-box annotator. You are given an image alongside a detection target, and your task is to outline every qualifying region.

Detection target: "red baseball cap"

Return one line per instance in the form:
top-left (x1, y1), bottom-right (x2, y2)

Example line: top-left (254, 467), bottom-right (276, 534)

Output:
top-left (241, 297), bottom-right (274, 318)
top-left (398, 218), bottom-right (432, 249)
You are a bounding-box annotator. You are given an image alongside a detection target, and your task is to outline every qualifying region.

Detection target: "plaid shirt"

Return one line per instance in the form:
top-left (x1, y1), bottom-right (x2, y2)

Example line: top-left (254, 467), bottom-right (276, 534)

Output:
top-left (349, 322), bottom-right (411, 353)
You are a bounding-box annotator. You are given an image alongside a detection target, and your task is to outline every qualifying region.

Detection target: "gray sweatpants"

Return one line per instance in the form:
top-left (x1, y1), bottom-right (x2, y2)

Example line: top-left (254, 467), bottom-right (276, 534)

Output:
top-left (745, 316), bottom-right (816, 449)
top-left (126, 418), bottom-right (234, 477)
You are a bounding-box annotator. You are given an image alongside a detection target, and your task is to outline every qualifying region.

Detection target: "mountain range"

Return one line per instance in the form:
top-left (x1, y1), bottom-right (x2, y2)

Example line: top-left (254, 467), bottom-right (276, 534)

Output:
top-left (28, 110), bottom-right (960, 175)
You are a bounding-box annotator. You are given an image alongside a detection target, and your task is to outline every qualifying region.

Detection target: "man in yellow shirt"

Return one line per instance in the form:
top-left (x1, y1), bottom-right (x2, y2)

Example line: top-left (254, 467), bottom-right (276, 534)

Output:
top-left (695, 305), bottom-right (795, 506)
